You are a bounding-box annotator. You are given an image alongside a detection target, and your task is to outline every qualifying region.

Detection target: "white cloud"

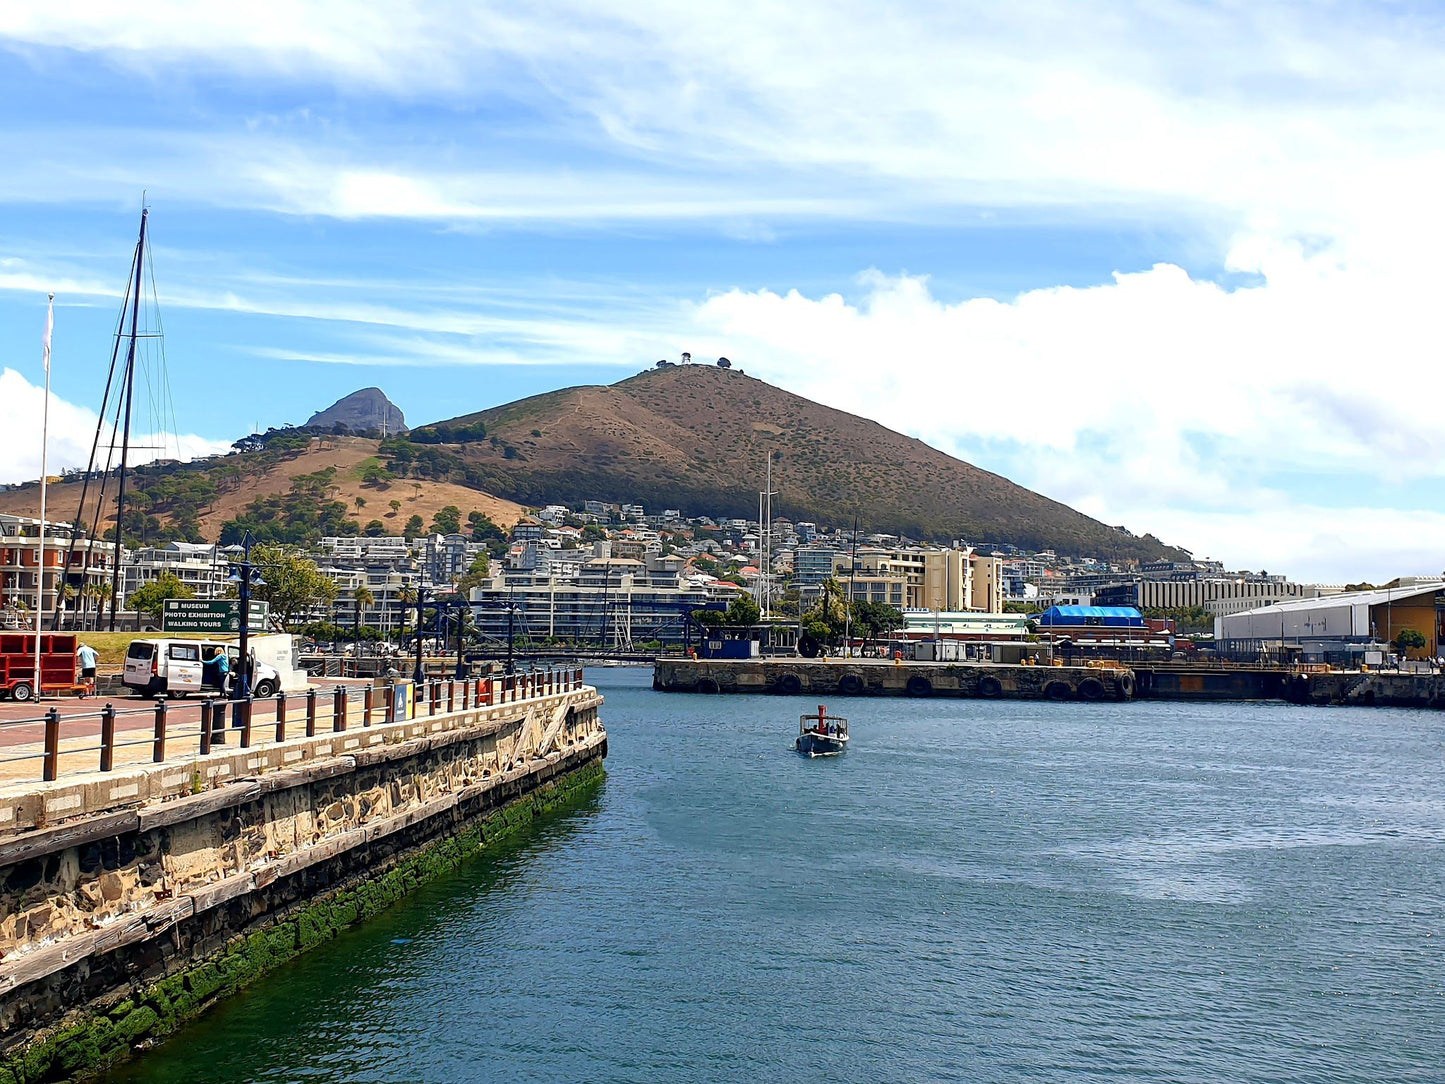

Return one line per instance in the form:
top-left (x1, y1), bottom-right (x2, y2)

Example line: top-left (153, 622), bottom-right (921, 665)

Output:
top-left (678, 252), bottom-right (1445, 582)
top-left (0, 368), bottom-right (233, 486)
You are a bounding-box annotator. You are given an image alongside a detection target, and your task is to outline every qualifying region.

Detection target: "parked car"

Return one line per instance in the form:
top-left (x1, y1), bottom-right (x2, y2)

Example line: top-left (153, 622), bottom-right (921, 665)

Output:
top-left (122, 638), bottom-right (281, 699)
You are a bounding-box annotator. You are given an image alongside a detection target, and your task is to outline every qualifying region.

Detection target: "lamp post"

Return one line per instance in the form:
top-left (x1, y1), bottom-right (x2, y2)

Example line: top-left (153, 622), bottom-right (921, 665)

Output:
top-left (227, 532), bottom-right (264, 699)
top-left (413, 585), bottom-right (428, 684)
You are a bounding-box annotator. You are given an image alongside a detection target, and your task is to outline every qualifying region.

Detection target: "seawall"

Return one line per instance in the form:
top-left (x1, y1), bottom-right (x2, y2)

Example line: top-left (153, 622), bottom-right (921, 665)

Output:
top-left (653, 658), bottom-right (1135, 700)
top-left (0, 681), bottom-right (605, 1083)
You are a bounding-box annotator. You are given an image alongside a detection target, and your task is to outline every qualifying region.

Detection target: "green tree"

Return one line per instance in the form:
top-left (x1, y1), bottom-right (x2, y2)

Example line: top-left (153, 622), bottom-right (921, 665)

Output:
top-left (454, 553), bottom-right (491, 595)
top-left (432, 505), bottom-right (463, 534)
top-left (1394, 627), bottom-right (1428, 656)
top-left (850, 599), bottom-right (904, 647)
top-left (691, 608), bottom-right (724, 628)
top-left (127, 573), bottom-right (195, 620)
top-left (248, 544), bottom-right (339, 630)
top-left (404, 514), bottom-right (425, 536)
top-left (363, 519), bottom-right (389, 536)
top-left (724, 594), bottom-right (761, 626)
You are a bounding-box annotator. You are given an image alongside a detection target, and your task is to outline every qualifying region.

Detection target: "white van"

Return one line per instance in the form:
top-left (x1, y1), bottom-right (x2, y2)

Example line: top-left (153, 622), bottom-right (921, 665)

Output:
top-left (122, 638), bottom-right (282, 699)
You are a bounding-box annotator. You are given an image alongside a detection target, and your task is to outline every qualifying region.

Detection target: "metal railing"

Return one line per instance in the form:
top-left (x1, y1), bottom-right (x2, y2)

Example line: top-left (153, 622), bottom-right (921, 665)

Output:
top-left (0, 667), bottom-right (586, 786)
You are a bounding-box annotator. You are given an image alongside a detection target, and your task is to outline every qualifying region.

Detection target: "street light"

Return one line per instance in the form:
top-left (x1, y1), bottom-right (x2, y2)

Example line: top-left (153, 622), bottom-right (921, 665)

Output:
top-left (226, 532), bottom-right (265, 699)
top-left (412, 585), bottom-right (429, 684)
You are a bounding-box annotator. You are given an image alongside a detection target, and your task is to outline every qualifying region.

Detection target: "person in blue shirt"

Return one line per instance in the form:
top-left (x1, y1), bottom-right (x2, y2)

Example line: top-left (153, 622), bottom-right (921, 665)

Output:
top-left (77, 642), bottom-right (98, 697)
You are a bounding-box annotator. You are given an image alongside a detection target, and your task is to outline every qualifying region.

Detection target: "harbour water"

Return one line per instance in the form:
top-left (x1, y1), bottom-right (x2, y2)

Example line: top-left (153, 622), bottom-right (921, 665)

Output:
top-left (109, 668), bottom-right (1445, 1082)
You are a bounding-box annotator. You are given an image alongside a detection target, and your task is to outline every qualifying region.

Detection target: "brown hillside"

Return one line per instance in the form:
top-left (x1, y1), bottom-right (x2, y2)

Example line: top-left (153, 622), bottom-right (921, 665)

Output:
top-left (429, 366), bottom-right (1186, 560)
top-left (0, 436), bottom-right (525, 541)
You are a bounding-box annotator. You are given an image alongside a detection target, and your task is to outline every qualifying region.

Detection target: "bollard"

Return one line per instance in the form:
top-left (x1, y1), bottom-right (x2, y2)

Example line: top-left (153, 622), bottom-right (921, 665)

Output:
top-left (239, 697), bottom-right (253, 748)
top-left (306, 688), bottom-right (318, 737)
top-left (41, 707), bottom-right (61, 782)
top-left (153, 699), bottom-right (168, 763)
top-left (275, 692), bottom-right (287, 743)
top-left (99, 703), bottom-right (117, 772)
top-left (200, 700), bottom-right (213, 755)
top-left (333, 686), bottom-right (346, 732)
top-left (364, 685), bottom-right (374, 727)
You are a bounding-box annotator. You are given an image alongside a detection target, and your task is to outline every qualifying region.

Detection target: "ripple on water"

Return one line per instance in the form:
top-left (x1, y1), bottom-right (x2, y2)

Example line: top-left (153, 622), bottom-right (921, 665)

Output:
top-left (107, 672), bottom-right (1445, 1084)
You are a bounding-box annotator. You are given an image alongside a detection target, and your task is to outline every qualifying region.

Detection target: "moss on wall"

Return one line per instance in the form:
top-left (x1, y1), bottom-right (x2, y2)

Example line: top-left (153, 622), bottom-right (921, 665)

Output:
top-left (1, 757), bottom-right (604, 1084)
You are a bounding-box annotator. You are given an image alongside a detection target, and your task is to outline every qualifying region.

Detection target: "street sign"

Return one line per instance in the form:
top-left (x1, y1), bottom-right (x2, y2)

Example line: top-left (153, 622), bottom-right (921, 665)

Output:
top-left (161, 599), bottom-right (270, 633)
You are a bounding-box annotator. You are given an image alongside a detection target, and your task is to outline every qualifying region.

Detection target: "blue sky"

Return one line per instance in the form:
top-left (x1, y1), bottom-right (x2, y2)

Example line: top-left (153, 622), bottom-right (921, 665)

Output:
top-left (2, 2), bottom-right (1444, 582)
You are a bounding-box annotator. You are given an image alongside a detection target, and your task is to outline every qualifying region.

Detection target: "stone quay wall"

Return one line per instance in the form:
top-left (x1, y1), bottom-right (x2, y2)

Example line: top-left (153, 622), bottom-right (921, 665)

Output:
top-left (654, 658), bottom-right (1135, 701)
top-left (0, 686), bottom-right (605, 1083)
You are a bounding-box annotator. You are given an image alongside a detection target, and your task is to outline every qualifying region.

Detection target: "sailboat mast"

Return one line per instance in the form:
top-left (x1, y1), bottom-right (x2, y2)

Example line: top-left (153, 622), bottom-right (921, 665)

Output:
top-left (108, 208), bottom-right (147, 632)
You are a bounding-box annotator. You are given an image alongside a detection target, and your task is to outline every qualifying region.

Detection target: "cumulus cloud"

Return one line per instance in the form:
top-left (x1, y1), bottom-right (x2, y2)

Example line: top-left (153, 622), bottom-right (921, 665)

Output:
top-left (0, 368), bottom-right (233, 486)
top-left (678, 248), bottom-right (1445, 582)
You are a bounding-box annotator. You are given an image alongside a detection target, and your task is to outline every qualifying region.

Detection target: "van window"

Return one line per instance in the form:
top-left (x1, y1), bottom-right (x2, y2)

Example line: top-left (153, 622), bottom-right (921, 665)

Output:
top-left (126, 642), bottom-right (155, 660)
top-left (169, 644), bottom-right (200, 662)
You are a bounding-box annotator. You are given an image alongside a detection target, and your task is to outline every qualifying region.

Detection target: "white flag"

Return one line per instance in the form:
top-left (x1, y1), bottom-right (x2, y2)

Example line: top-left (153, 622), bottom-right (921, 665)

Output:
top-left (42, 293), bottom-right (53, 374)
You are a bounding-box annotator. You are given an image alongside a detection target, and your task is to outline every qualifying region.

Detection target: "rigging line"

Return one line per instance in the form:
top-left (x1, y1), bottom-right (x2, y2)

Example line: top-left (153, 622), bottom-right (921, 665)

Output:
top-left (144, 236), bottom-right (183, 463)
top-left (53, 262), bottom-right (134, 629)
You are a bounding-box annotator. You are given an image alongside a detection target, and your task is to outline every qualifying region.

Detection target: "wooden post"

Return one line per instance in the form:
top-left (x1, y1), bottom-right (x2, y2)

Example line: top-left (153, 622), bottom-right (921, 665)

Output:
top-left (363, 685), bottom-right (374, 727)
top-left (447, 680), bottom-right (454, 713)
top-left (384, 683), bottom-right (395, 724)
top-left (275, 692), bottom-right (287, 743)
top-left (99, 703), bottom-right (116, 772)
top-left (153, 699), bottom-right (167, 763)
top-left (333, 686), bottom-right (346, 732)
top-left (306, 688), bottom-right (317, 737)
top-left (200, 701), bottom-right (213, 756)
top-left (239, 697), bottom-right (253, 748)
top-left (429, 681), bottom-right (437, 717)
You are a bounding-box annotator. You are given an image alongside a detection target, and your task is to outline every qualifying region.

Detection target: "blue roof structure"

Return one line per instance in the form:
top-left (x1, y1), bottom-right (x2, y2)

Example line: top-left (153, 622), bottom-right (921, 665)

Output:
top-left (1035, 605), bottom-right (1145, 627)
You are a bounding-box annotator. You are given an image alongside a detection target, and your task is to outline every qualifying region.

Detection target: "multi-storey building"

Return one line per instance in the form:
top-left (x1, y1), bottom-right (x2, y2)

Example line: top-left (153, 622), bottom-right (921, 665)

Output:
top-left (0, 514), bottom-right (117, 629)
top-left (122, 542), bottom-right (226, 602)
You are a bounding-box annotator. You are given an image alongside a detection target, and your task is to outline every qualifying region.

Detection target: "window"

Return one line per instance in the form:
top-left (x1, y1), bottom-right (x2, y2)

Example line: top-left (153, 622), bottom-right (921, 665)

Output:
top-left (126, 642), bottom-right (154, 660)
top-left (169, 643), bottom-right (200, 661)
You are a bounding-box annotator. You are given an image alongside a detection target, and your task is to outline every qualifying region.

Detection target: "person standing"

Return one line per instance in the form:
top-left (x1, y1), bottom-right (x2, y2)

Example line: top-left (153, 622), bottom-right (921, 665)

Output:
top-left (77, 642), bottom-right (98, 697)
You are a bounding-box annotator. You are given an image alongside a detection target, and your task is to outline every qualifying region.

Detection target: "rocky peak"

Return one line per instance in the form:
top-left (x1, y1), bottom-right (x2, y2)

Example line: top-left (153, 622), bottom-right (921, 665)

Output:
top-left (305, 388), bottom-right (407, 434)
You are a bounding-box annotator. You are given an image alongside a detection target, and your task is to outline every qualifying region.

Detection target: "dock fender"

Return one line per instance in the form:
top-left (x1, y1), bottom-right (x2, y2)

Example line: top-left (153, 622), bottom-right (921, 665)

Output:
top-left (776, 673), bottom-right (803, 695)
top-left (1116, 673), bottom-right (1135, 700)
top-left (838, 673), bottom-right (865, 695)
top-left (1077, 677), bottom-right (1106, 702)
top-left (977, 675), bottom-right (1003, 698)
top-left (696, 678), bottom-right (720, 694)
top-left (906, 675), bottom-right (933, 697)
top-left (1043, 680), bottom-right (1072, 701)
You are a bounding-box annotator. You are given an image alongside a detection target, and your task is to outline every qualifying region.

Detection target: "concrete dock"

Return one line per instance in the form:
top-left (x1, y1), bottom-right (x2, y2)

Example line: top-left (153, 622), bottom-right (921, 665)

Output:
top-left (654, 657), bottom-right (1135, 700)
top-left (0, 672), bottom-right (606, 1082)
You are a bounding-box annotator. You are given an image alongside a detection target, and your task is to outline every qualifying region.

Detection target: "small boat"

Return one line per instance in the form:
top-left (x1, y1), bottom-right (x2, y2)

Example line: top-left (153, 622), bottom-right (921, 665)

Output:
top-left (796, 704), bottom-right (849, 757)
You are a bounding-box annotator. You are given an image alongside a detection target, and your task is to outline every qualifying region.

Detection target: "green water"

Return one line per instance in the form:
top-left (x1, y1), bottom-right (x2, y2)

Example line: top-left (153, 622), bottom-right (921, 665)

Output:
top-left (108, 668), bottom-right (1445, 1082)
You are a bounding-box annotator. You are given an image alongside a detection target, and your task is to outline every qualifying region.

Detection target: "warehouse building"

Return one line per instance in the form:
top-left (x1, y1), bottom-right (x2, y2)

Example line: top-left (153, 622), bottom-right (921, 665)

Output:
top-left (1214, 583), bottom-right (1445, 662)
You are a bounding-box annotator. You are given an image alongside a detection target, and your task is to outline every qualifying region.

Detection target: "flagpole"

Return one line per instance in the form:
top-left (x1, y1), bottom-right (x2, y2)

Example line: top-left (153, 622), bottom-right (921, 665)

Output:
top-left (35, 294), bottom-right (54, 701)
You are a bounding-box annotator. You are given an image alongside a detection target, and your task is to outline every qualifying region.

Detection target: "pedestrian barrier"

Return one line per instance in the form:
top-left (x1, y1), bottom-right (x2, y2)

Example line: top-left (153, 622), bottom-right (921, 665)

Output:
top-left (0, 667), bottom-right (587, 786)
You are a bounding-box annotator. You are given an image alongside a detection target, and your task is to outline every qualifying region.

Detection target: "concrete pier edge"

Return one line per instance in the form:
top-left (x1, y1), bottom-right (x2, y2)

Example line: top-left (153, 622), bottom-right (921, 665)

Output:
top-left (0, 749), bottom-right (606, 1084)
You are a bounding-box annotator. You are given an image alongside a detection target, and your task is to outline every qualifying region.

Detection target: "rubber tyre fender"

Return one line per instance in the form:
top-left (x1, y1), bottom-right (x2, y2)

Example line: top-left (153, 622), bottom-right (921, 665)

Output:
top-left (696, 678), bottom-right (720, 694)
top-left (1077, 678), bottom-right (1106, 701)
top-left (776, 673), bottom-right (803, 696)
top-left (1116, 673), bottom-right (1135, 700)
top-left (1043, 681), bottom-right (1072, 701)
top-left (837, 673), bottom-right (865, 695)
top-left (977, 675), bottom-right (1003, 699)
top-left (906, 675), bottom-right (933, 698)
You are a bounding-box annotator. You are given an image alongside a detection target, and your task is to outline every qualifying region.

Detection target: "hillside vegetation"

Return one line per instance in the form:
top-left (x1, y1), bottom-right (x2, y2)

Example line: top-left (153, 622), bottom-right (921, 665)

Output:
top-left (417, 365), bottom-right (1184, 560)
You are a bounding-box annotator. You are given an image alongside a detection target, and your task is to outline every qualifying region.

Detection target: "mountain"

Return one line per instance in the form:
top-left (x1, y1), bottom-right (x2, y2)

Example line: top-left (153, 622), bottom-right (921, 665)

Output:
top-left (306, 388), bottom-right (407, 434)
top-left (421, 365), bottom-right (1186, 561)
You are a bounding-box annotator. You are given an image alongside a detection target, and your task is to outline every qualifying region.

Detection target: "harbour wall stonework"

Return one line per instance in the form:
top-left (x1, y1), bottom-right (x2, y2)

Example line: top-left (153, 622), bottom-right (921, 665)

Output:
top-left (0, 687), bottom-right (605, 1082)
